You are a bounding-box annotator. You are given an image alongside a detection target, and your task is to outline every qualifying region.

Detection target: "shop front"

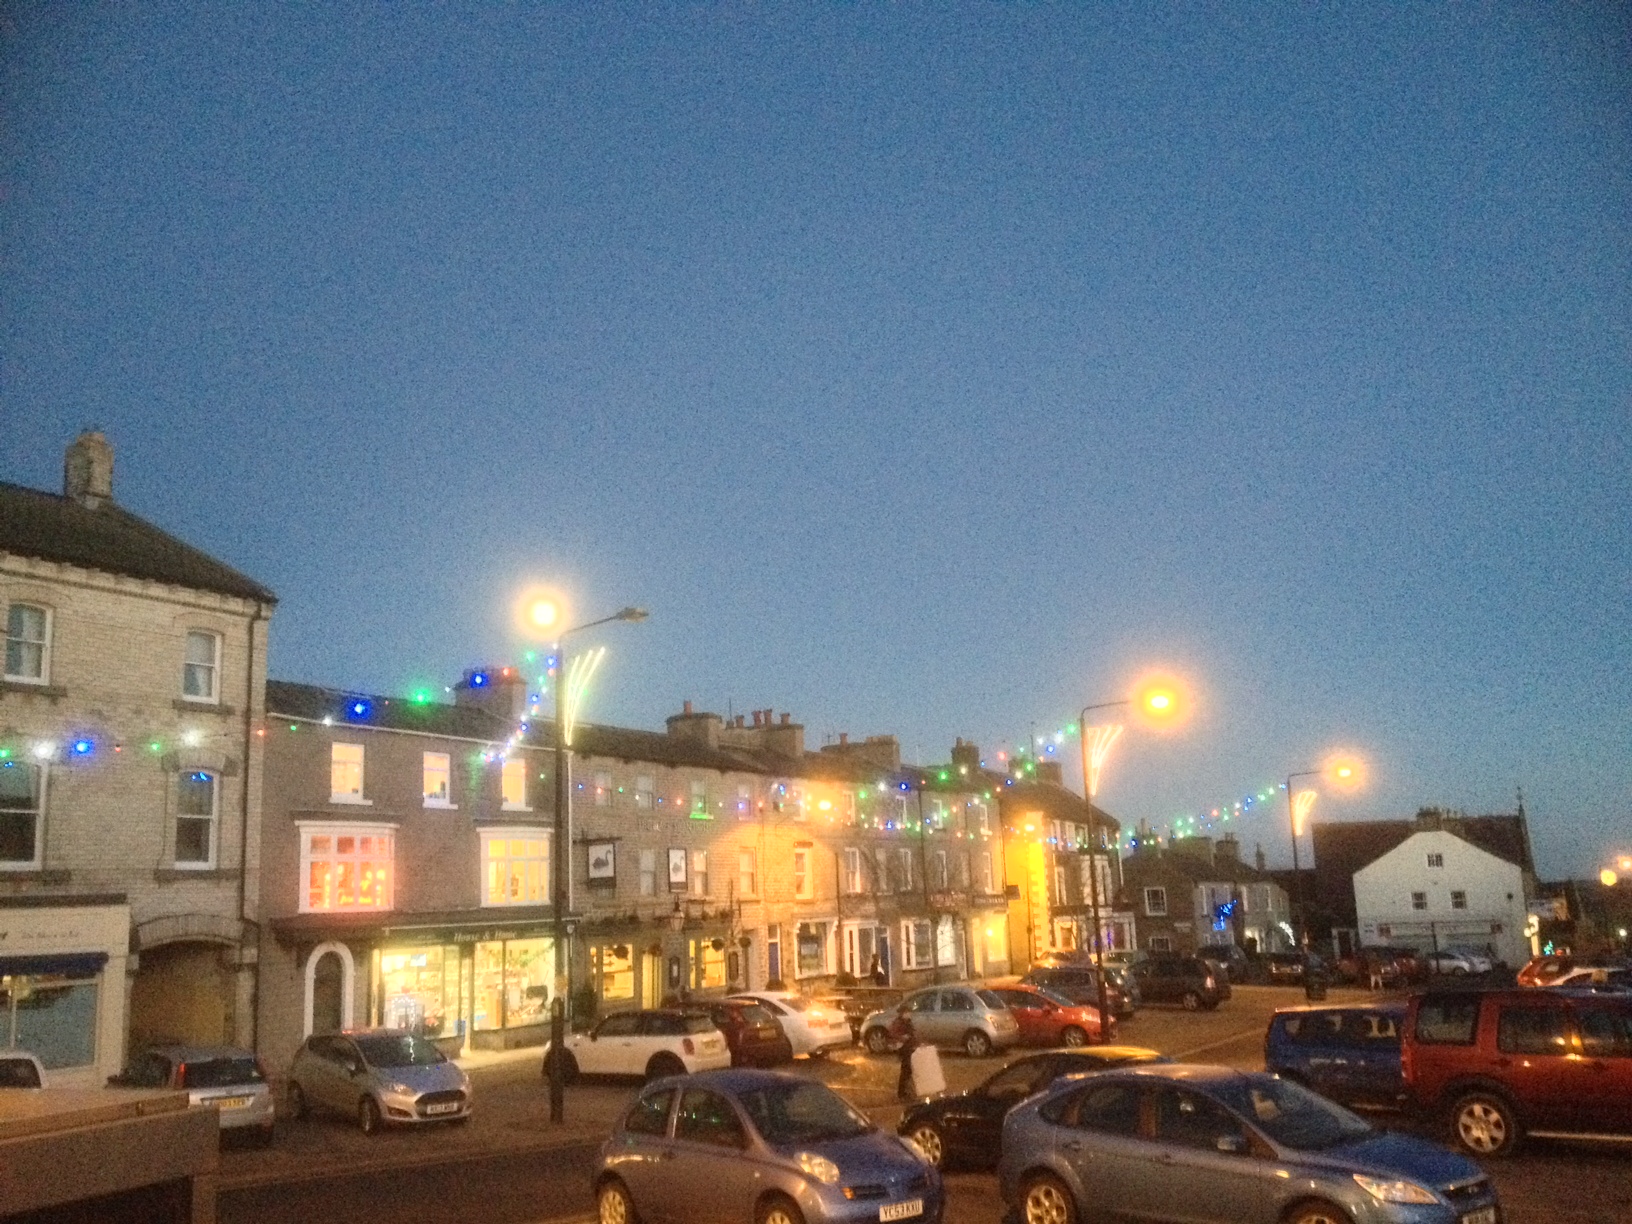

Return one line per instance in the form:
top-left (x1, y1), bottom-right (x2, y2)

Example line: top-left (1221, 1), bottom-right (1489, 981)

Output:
top-left (373, 924), bottom-right (557, 1052)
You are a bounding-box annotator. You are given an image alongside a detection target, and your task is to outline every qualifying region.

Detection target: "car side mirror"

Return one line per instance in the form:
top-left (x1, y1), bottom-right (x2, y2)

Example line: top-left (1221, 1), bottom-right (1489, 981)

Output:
top-left (346, 1060), bottom-right (363, 1076)
top-left (589, 1031), bottom-right (598, 1041)
top-left (1215, 1134), bottom-right (1248, 1155)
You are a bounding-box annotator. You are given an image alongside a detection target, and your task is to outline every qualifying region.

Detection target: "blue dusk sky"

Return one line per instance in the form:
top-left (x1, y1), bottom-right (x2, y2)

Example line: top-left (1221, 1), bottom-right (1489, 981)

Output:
top-left (3, 6), bottom-right (1627, 877)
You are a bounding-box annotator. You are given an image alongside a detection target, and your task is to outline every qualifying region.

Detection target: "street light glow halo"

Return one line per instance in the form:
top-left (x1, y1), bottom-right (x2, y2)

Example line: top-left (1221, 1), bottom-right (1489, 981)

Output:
top-left (1129, 671), bottom-right (1191, 731)
top-left (1322, 753), bottom-right (1366, 792)
top-left (515, 584), bottom-right (568, 639)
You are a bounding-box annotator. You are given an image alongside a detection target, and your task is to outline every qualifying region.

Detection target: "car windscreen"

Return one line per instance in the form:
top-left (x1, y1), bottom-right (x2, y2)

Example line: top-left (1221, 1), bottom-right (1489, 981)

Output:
top-left (738, 1080), bottom-right (874, 1145)
top-left (735, 1005), bottom-right (775, 1026)
top-left (354, 1034), bottom-right (446, 1068)
top-left (181, 1057), bottom-right (264, 1088)
top-left (683, 1014), bottom-right (716, 1034)
top-left (977, 990), bottom-right (1007, 1009)
top-left (1036, 989), bottom-right (1075, 1007)
top-left (1215, 1076), bottom-right (1373, 1150)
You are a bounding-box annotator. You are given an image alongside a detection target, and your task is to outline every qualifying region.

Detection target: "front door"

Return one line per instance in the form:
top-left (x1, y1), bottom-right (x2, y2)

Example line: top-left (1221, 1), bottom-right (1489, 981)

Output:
top-left (877, 931), bottom-right (892, 983)
top-left (642, 954), bottom-right (663, 1009)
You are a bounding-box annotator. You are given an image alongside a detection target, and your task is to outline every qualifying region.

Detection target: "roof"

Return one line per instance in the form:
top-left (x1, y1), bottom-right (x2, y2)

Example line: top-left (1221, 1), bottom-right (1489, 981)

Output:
top-left (0, 480), bottom-right (275, 603)
top-left (999, 779), bottom-right (1122, 836)
top-left (677, 1067), bottom-right (808, 1091)
top-left (268, 679), bottom-right (516, 742)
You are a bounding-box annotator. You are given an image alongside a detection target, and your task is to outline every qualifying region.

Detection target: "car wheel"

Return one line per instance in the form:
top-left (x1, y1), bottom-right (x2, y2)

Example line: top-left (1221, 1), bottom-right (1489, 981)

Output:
top-left (358, 1096), bottom-right (382, 1136)
top-left (1284, 1199), bottom-right (1353, 1224)
top-left (864, 1027), bottom-right (892, 1054)
top-left (544, 1049), bottom-right (580, 1085)
top-left (963, 1029), bottom-right (994, 1058)
top-left (598, 1177), bottom-right (639, 1224)
top-left (1181, 991), bottom-right (1202, 1011)
top-left (907, 1122), bottom-right (945, 1168)
top-left (756, 1192), bottom-right (806, 1224)
top-left (286, 1082), bottom-right (309, 1121)
top-left (1020, 1172), bottom-right (1078, 1224)
top-left (1451, 1091), bottom-right (1521, 1157)
top-left (1451, 966), bottom-right (1469, 976)
top-left (1059, 1025), bottom-right (1088, 1048)
top-left (645, 1053), bottom-right (686, 1081)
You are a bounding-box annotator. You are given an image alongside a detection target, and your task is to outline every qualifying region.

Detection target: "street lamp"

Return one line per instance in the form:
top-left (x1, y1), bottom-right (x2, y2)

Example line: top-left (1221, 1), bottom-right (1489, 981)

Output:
top-left (522, 595), bottom-right (648, 1124)
top-left (1077, 679), bottom-right (1185, 1041)
top-left (1283, 756), bottom-right (1362, 950)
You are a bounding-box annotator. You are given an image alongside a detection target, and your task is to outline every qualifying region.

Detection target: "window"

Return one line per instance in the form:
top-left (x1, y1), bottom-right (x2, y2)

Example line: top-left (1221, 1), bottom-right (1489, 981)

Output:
top-left (1496, 1006), bottom-right (1571, 1057)
top-left (1, 969), bottom-right (98, 1069)
top-left (175, 770), bottom-right (217, 866)
top-left (502, 758), bottom-right (529, 810)
top-left (691, 850), bottom-right (709, 897)
top-left (4, 604), bottom-right (49, 682)
top-left (1155, 1089), bottom-right (1247, 1151)
top-left (794, 921), bottom-right (830, 977)
top-left (639, 849), bottom-right (656, 897)
top-left (300, 825), bottom-right (393, 912)
top-left (624, 1086), bottom-right (675, 1136)
top-left (1149, 935), bottom-right (1173, 952)
top-left (482, 830), bottom-right (550, 906)
top-left (896, 847), bottom-right (915, 892)
top-left (972, 802), bottom-right (990, 834)
top-left (675, 1088), bottom-right (746, 1149)
top-left (902, 919), bottom-right (933, 969)
top-left (181, 630), bottom-right (220, 701)
top-left (423, 753), bottom-right (452, 806)
top-left (1144, 887), bottom-right (1168, 917)
top-left (330, 743), bottom-right (365, 803)
top-left (593, 771), bottom-right (612, 807)
top-left (690, 779), bottom-right (707, 815)
top-left (735, 783), bottom-right (753, 819)
top-left (1411, 892), bottom-right (1428, 911)
top-left (843, 847), bottom-right (863, 894)
top-left (1427, 853), bottom-right (1444, 868)
top-left (1413, 997), bottom-right (1480, 1045)
top-left (0, 761), bottom-right (44, 866)
top-left (793, 847), bottom-right (813, 899)
top-left (933, 850), bottom-right (948, 891)
top-left (1053, 865), bottom-right (1068, 906)
top-left (1069, 1082), bottom-right (1143, 1135)
top-left (739, 848), bottom-right (757, 897)
top-left (979, 852), bottom-right (994, 893)
top-left (690, 938), bottom-right (725, 989)
top-left (1578, 1009), bottom-right (1632, 1058)
top-left (634, 775), bottom-right (654, 809)
top-left (1450, 890), bottom-right (1467, 910)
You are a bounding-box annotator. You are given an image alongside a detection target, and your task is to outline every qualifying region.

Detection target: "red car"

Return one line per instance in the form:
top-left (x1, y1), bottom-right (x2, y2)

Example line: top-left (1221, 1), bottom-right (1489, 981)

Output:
top-left (986, 985), bottom-right (1111, 1046)
top-left (1515, 954), bottom-right (1576, 987)
top-left (704, 1000), bottom-right (793, 1067)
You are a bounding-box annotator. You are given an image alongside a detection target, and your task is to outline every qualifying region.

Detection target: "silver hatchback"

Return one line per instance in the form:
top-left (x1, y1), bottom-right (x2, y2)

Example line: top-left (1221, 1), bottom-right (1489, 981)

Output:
top-left (288, 1029), bottom-right (471, 1134)
top-left (861, 986), bottom-right (1020, 1058)
top-left (110, 1045), bottom-right (276, 1146)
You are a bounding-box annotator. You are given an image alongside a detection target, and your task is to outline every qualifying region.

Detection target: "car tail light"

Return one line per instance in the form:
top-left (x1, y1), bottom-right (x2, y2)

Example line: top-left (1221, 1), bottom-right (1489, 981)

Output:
top-left (682, 1038), bottom-right (695, 1055)
top-left (1205, 976), bottom-right (1216, 989)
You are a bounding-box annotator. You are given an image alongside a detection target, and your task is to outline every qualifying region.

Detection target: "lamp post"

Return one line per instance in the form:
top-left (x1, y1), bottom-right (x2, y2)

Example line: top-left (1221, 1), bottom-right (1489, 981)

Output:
top-left (1283, 759), bottom-right (1356, 952)
top-left (526, 596), bottom-right (648, 1124)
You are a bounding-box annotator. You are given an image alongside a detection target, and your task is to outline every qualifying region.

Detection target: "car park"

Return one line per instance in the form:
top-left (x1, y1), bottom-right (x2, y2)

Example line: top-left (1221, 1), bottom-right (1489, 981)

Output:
top-left (595, 1068), bottom-right (942, 1224)
top-left (288, 1029), bottom-right (470, 1134)
top-left (1264, 1002), bottom-right (1407, 1110)
top-left (998, 1064), bottom-right (1500, 1224)
top-left (1131, 954), bottom-right (1228, 1010)
top-left (1403, 987), bottom-right (1632, 1157)
top-left (983, 985), bottom-right (1110, 1047)
top-left (707, 999), bottom-right (795, 1067)
top-left (727, 991), bottom-right (853, 1057)
top-left (860, 985), bottom-right (1020, 1058)
top-left (0, 1050), bottom-right (46, 1089)
top-left (110, 1044), bottom-right (276, 1146)
top-left (896, 1045), bottom-right (1166, 1169)
top-left (544, 1008), bottom-right (732, 1082)
top-left (1019, 964), bottom-right (1134, 1019)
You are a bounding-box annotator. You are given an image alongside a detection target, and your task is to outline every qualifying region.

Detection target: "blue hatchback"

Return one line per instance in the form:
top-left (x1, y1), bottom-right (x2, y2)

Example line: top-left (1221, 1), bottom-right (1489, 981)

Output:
top-left (1264, 1002), bottom-right (1406, 1111)
top-left (999, 1064), bottom-right (1498, 1224)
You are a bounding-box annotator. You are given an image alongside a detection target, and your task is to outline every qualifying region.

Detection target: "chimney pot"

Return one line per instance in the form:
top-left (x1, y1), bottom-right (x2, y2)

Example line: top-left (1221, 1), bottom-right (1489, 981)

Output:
top-left (683, 700), bottom-right (693, 715)
top-left (838, 732), bottom-right (848, 746)
top-left (64, 430), bottom-right (114, 509)
top-left (780, 713), bottom-right (791, 726)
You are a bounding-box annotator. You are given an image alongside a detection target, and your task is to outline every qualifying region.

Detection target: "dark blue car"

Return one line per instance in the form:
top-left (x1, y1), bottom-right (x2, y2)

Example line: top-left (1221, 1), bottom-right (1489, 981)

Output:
top-left (1264, 1002), bottom-right (1406, 1110)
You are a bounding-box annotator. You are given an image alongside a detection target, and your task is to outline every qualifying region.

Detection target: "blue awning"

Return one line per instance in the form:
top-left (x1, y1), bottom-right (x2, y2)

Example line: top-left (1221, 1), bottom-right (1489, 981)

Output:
top-left (0, 952), bottom-right (109, 978)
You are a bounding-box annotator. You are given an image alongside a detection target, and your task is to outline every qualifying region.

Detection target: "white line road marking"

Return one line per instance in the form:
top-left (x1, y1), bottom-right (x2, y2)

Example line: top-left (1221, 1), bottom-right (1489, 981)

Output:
top-left (1173, 1028), bottom-right (1265, 1060)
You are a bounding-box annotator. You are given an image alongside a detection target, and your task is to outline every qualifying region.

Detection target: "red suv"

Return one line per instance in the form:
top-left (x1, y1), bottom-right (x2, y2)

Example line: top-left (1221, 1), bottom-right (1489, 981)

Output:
top-left (1402, 987), bottom-right (1632, 1156)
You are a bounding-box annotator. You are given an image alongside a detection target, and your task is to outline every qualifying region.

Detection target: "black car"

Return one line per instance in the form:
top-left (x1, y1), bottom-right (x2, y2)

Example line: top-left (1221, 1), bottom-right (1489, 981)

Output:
top-left (1020, 965), bottom-right (1135, 1019)
top-left (896, 1045), bottom-right (1168, 1169)
top-left (1195, 943), bottom-right (1250, 983)
top-left (1130, 954), bottom-right (1227, 1009)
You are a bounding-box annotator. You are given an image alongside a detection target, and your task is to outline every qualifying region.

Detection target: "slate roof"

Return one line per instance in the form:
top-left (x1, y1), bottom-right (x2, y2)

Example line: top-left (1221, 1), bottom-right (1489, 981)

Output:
top-left (0, 480), bottom-right (276, 603)
top-left (998, 779), bottom-right (1122, 836)
top-left (266, 680), bottom-right (511, 741)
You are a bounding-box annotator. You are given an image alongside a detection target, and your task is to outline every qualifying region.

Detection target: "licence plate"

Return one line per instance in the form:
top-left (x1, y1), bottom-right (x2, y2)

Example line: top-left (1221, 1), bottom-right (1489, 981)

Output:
top-left (214, 1096), bottom-right (252, 1110)
top-left (880, 1200), bottom-right (923, 1222)
top-left (1461, 1210), bottom-right (1496, 1224)
top-left (424, 1102), bottom-right (460, 1115)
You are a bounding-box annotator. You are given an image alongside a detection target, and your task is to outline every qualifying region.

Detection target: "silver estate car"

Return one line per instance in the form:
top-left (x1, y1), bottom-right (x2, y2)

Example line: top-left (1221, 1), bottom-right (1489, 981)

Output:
top-left (861, 986), bottom-right (1020, 1058)
top-left (109, 1045), bottom-right (276, 1146)
top-left (597, 1068), bottom-right (942, 1224)
top-left (288, 1029), bottom-right (470, 1134)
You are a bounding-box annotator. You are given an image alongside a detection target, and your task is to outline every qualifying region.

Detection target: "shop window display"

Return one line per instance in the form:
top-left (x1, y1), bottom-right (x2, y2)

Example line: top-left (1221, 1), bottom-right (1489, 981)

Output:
top-left (595, 945), bottom-right (635, 1001)
top-left (379, 946), bottom-right (461, 1039)
top-left (473, 938), bottom-right (552, 1031)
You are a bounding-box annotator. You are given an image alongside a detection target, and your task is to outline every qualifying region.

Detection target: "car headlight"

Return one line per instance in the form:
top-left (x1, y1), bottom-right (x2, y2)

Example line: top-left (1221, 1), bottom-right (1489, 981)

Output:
top-left (796, 1151), bottom-right (842, 1185)
top-left (386, 1082), bottom-right (413, 1096)
top-left (1353, 1174), bottom-right (1438, 1205)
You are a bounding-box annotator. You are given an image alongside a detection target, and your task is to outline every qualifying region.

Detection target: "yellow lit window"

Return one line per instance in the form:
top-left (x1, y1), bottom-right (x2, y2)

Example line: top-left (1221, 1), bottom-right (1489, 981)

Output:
top-left (423, 752), bottom-right (451, 804)
top-left (330, 743), bottom-right (364, 801)
top-left (502, 757), bottom-right (528, 809)
top-left (483, 832), bottom-right (550, 906)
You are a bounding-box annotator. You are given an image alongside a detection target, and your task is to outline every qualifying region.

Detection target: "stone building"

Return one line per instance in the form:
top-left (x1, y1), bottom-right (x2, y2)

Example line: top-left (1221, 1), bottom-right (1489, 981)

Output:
top-left (1120, 832), bottom-right (1292, 955)
top-left (0, 433), bottom-right (275, 1084)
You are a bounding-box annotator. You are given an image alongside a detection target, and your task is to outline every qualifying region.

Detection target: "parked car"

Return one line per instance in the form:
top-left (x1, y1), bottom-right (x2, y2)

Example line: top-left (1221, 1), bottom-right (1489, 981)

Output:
top-left (1131, 955), bottom-right (1228, 1010)
top-left (1019, 964), bottom-right (1134, 1019)
top-left (1424, 949), bottom-right (1491, 977)
top-left (1336, 946), bottom-right (1422, 988)
top-left (1515, 953), bottom-right (1575, 987)
top-left (727, 991), bottom-right (853, 1057)
top-left (1546, 965), bottom-right (1632, 990)
top-left (1195, 943), bottom-right (1250, 983)
top-left (289, 1030), bottom-right (470, 1134)
top-left (1264, 1002), bottom-right (1407, 1110)
top-left (897, 1046), bottom-right (1166, 1169)
top-left (999, 1064), bottom-right (1500, 1224)
top-left (707, 999), bottom-right (794, 1068)
top-left (811, 987), bottom-right (900, 1045)
top-left (860, 985), bottom-right (1021, 1058)
top-left (984, 985), bottom-right (1110, 1046)
top-left (1404, 987), bottom-right (1632, 1157)
top-left (111, 1044), bottom-right (276, 1146)
top-left (0, 1050), bottom-right (45, 1089)
top-left (1102, 963), bottom-right (1142, 1011)
top-left (544, 1008), bottom-right (732, 1083)
top-left (595, 1068), bottom-right (942, 1224)
top-left (1258, 950), bottom-right (1325, 985)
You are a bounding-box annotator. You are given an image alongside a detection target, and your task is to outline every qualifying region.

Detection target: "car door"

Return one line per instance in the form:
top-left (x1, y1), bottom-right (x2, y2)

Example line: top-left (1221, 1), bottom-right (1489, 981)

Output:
top-left (996, 990), bottom-right (1053, 1045)
top-left (1341, 1009), bottom-right (1403, 1107)
top-left (935, 989), bottom-right (979, 1048)
top-left (299, 1037), bottom-right (342, 1111)
top-left (330, 1037), bottom-right (367, 1112)
top-left (613, 1083), bottom-right (682, 1221)
top-left (1053, 1078), bottom-right (1149, 1220)
top-left (1129, 1088), bottom-right (1265, 1224)
top-left (582, 1013), bottom-right (643, 1075)
top-left (1293, 1011), bottom-right (1348, 1100)
top-left (899, 988), bottom-right (940, 1045)
top-left (668, 1086), bottom-right (762, 1224)
top-left (1490, 1000), bottom-right (1580, 1129)
top-left (941, 1057), bottom-right (1052, 1162)
top-left (1572, 1004), bottom-right (1632, 1133)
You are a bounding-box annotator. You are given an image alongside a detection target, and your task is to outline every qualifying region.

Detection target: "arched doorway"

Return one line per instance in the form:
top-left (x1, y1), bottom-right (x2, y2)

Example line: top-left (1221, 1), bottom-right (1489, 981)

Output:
top-left (304, 942), bottom-right (355, 1036)
top-left (129, 941), bottom-right (235, 1050)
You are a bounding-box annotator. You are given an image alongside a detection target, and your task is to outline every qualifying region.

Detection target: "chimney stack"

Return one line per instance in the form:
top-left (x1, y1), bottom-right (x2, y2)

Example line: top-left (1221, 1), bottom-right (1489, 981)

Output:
top-left (838, 732), bottom-right (848, 746)
top-left (64, 430), bottom-right (114, 509)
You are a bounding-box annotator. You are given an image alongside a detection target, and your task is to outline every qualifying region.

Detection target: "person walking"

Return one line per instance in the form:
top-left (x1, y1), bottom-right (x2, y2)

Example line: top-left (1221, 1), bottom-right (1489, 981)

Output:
top-left (889, 1008), bottom-right (918, 1101)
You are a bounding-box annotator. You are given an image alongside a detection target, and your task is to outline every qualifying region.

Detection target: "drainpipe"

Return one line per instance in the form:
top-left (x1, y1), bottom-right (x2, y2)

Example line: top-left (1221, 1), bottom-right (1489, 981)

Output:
top-left (240, 601), bottom-right (266, 1053)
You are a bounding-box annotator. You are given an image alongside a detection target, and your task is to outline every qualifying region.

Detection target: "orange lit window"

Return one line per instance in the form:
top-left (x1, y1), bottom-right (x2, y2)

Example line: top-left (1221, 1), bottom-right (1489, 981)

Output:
top-left (300, 824), bottom-right (394, 913)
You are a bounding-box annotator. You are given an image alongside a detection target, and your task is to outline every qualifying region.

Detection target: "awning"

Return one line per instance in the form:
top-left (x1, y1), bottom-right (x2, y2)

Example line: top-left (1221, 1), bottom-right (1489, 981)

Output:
top-left (0, 952), bottom-right (109, 978)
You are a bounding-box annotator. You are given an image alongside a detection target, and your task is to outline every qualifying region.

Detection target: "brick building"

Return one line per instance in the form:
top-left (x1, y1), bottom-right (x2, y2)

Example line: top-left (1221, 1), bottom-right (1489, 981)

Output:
top-left (1, 433), bottom-right (275, 1084)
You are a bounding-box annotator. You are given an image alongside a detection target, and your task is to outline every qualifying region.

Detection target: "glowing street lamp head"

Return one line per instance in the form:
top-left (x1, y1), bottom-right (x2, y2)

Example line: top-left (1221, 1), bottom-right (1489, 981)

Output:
top-left (1131, 673), bottom-right (1190, 731)
top-left (1323, 754), bottom-right (1365, 792)
top-left (515, 585), bottom-right (567, 639)
top-left (1603, 869), bottom-right (1620, 888)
